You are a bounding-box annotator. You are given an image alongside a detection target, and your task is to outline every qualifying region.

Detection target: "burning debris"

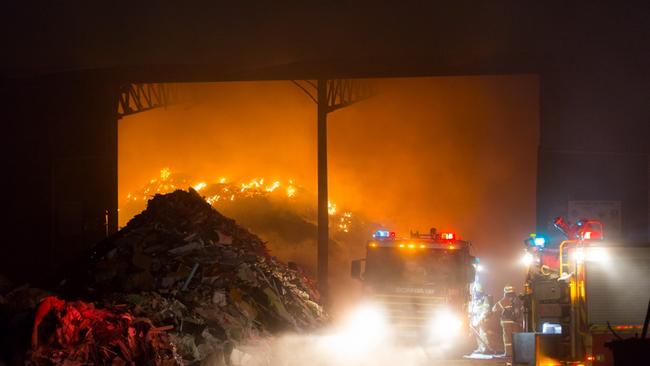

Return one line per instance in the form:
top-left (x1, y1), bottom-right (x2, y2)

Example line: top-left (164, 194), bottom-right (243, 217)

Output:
top-left (121, 168), bottom-right (354, 234)
top-left (26, 189), bottom-right (325, 365)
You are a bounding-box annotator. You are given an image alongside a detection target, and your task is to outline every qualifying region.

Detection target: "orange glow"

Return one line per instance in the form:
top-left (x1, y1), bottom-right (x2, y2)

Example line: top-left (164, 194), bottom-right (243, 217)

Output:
top-left (369, 242), bottom-right (377, 248)
top-left (118, 78), bottom-right (540, 298)
top-left (399, 244), bottom-right (405, 248)
top-left (449, 245), bottom-right (456, 249)
top-left (419, 244), bottom-right (426, 249)
top-left (407, 243), bottom-right (415, 249)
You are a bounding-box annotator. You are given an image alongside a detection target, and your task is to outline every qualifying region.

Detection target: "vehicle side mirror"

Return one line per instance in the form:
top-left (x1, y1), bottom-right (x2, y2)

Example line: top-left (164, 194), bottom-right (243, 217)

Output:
top-left (351, 259), bottom-right (362, 279)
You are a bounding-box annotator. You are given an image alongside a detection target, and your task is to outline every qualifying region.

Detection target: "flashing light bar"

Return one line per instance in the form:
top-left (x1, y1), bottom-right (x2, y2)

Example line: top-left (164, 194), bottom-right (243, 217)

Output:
top-left (533, 237), bottom-right (546, 247)
top-left (371, 240), bottom-right (463, 250)
top-left (373, 230), bottom-right (396, 238)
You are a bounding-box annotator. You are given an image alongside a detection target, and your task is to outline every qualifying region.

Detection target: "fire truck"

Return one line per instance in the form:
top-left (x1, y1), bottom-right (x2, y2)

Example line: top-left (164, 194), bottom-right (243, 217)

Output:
top-left (349, 228), bottom-right (476, 352)
top-left (514, 218), bottom-right (650, 366)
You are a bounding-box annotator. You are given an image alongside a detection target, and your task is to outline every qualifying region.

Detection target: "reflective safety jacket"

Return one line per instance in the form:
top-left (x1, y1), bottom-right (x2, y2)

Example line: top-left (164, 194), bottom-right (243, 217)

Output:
top-left (493, 295), bottom-right (522, 322)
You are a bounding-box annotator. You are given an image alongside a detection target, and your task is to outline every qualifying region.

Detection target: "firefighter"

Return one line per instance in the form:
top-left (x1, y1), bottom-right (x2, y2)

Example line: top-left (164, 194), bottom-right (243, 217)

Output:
top-left (475, 295), bottom-right (494, 354)
top-left (492, 285), bottom-right (522, 357)
top-left (469, 283), bottom-right (489, 354)
top-left (484, 295), bottom-right (502, 354)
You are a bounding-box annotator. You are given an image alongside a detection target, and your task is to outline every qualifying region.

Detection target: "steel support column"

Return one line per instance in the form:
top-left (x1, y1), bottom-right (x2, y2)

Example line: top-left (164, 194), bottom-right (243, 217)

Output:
top-left (317, 79), bottom-right (329, 303)
top-left (291, 78), bottom-right (372, 305)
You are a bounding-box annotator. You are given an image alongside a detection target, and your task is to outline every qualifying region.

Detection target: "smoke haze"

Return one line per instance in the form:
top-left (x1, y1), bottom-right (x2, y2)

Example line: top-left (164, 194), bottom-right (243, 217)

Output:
top-left (119, 75), bottom-right (539, 298)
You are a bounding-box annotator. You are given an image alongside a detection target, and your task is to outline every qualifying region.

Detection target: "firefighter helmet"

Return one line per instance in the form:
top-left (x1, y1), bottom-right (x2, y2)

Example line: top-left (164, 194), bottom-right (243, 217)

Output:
top-left (504, 285), bottom-right (515, 294)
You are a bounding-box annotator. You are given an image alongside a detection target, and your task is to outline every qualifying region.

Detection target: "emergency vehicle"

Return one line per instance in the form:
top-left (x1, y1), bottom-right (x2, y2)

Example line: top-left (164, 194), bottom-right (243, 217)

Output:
top-left (350, 228), bottom-right (476, 351)
top-left (515, 218), bottom-right (650, 366)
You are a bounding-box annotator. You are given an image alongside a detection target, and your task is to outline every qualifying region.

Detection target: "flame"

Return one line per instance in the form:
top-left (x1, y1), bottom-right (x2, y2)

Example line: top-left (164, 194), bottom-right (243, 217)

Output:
top-left (337, 211), bottom-right (353, 233)
top-left (265, 181), bottom-right (280, 192)
top-left (193, 182), bottom-right (207, 191)
top-left (124, 168), bottom-right (354, 233)
top-left (328, 201), bottom-right (337, 215)
top-left (286, 185), bottom-right (296, 197)
top-left (160, 167), bottom-right (171, 181)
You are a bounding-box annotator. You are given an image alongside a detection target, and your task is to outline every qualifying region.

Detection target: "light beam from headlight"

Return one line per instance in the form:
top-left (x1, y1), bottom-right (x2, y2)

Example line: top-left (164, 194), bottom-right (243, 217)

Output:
top-left (586, 247), bottom-right (609, 262)
top-left (318, 303), bottom-right (389, 360)
top-left (428, 309), bottom-right (463, 341)
top-left (343, 303), bottom-right (388, 338)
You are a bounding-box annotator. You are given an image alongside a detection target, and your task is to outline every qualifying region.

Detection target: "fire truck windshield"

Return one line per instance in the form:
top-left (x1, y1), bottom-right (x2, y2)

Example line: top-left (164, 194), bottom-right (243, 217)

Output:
top-left (364, 247), bottom-right (463, 286)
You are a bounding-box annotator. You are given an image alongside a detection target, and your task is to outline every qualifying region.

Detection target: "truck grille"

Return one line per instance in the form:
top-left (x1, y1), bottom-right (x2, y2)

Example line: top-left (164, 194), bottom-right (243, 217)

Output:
top-left (373, 294), bottom-right (447, 336)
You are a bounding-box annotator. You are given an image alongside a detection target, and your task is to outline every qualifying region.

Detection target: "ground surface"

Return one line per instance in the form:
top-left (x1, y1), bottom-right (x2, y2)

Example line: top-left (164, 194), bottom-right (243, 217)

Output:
top-left (442, 360), bottom-right (506, 366)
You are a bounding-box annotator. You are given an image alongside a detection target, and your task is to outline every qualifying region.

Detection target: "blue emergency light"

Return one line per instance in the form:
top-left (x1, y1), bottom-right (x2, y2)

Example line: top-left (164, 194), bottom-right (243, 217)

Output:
top-left (533, 237), bottom-right (546, 247)
top-left (373, 230), bottom-right (395, 238)
top-left (525, 233), bottom-right (547, 249)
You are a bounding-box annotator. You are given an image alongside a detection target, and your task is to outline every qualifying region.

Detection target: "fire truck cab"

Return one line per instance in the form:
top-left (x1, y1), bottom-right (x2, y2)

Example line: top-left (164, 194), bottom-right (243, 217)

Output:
top-left (515, 219), bottom-right (650, 366)
top-left (350, 228), bottom-right (476, 352)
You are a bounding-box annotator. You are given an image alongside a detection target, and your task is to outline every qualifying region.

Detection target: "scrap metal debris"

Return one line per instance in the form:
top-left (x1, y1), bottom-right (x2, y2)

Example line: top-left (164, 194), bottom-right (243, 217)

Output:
top-left (28, 296), bottom-right (180, 365)
top-left (44, 188), bottom-right (326, 365)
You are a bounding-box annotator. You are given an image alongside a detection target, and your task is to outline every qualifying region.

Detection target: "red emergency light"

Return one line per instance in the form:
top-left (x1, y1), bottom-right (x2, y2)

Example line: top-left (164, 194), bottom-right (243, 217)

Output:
top-left (579, 220), bottom-right (604, 241)
top-left (440, 232), bottom-right (456, 241)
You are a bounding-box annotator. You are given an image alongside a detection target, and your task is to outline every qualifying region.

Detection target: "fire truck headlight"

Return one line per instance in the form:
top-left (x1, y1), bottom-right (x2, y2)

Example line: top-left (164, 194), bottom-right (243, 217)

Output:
top-left (319, 304), bottom-right (389, 359)
top-left (586, 247), bottom-right (609, 262)
top-left (342, 303), bottom-right (388, 340)
top-left (572, 247), bottom-right (609, 263)
top-left (428, 309), bottom-right (463, 339)
top-left (522, 252), bottom-right (534, 266)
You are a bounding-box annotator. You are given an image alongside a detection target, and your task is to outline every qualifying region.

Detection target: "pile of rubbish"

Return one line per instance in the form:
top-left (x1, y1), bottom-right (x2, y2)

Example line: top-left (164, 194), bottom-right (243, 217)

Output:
top-left (46, 189), bottom-right (325, 365)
